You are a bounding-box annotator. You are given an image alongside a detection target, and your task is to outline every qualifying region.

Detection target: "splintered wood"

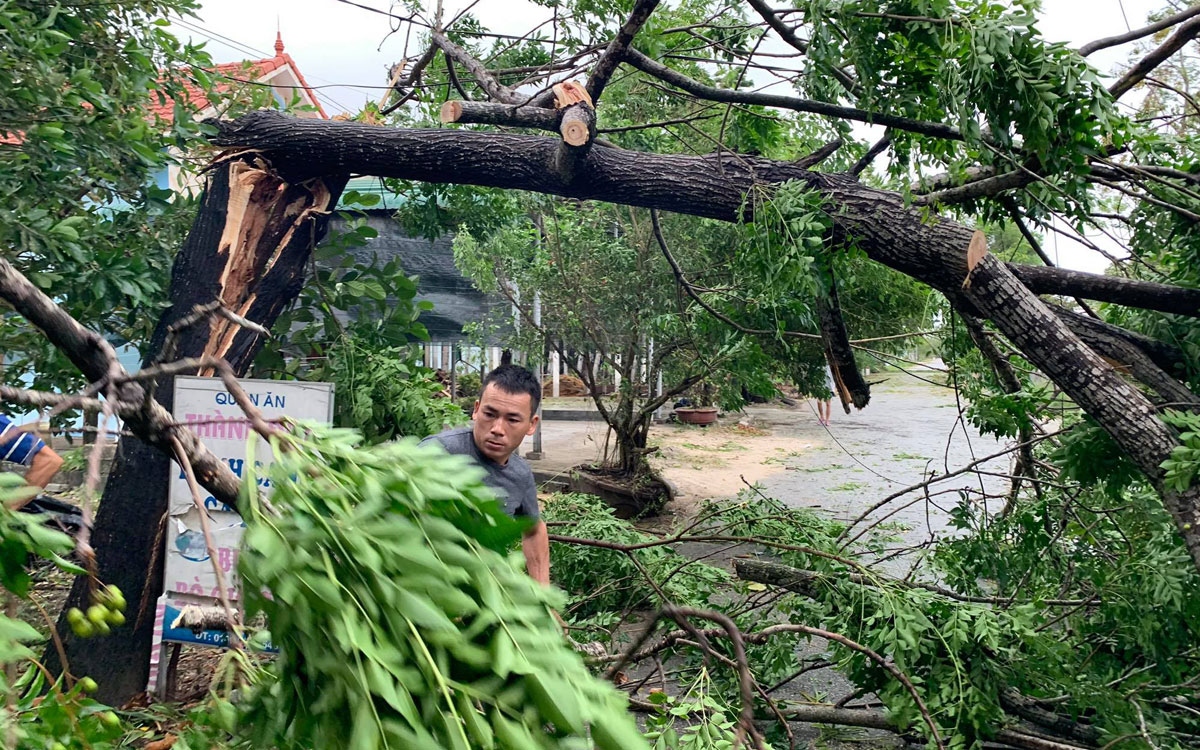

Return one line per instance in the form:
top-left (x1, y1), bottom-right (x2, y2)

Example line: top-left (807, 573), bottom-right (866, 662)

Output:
top-left (553, 81), bottom-right (593, 109)
top-left (962, 230), bottom-right (989, 289)
top-left (201, 160), bottom-right (333, 374)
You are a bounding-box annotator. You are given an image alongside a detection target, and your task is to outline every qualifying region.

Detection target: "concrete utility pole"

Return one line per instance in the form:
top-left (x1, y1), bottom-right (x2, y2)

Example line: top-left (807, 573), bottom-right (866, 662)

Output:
top-left (527, 291), bottom-right (544, 460)
top-left (551, 349), bottom-right (560, 398)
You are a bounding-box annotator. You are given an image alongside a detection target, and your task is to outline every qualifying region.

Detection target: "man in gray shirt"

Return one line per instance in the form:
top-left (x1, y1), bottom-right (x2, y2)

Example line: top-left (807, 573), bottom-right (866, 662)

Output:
top-left (422, 364), bottom-right (549, 584)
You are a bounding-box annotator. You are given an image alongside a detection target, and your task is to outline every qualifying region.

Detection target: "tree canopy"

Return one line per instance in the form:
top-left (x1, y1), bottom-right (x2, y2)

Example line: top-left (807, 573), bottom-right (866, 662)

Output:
top-left (3, 0), bottom-right (1200, 747)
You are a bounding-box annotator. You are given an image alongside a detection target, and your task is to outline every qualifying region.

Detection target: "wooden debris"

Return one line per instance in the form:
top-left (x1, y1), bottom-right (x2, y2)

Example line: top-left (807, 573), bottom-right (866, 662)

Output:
top-left (440, 100), bottom-right (463, 124)
top-left (552, 81), bottom-right (594, 109)
top-left (962, 230), bottom-right (989, 289)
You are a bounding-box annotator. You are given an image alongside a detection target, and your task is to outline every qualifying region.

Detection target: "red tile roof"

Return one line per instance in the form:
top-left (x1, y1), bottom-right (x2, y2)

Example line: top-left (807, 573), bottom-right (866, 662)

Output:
top-left (148, 34), bottom-right (328, 122)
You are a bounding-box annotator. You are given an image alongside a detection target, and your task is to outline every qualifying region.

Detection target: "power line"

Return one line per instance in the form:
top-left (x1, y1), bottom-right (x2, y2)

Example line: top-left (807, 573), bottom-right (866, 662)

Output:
top-left (174, 17), bottom-right (270, 60)
top-left (171, 16), bottom-right (360, 114)
top-left (175, 17), bottom-right (355, 112)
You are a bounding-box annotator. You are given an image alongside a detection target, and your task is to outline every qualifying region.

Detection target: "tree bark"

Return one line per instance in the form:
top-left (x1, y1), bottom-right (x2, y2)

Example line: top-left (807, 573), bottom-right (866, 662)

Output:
top-left (211, 111), bottom-right (1200, 572)
top-left (44, 157), bottom-right (345, 705)
top-left (1008, 263), bottom-right (1200, 318)
top-left (816, 269), bottom-right (870, 412)
top-left (961, 315), bottom-right (1040, 512)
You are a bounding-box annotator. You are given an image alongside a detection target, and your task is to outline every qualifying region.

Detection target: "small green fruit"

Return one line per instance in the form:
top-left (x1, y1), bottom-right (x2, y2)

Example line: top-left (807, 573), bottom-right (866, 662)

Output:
top-left (66, 607), bottom-right (85, 625)
top-left (93, 619), bottom-right (111, 636)
top-left (71, 619), bottom-right (94, 638)
top-left (78, 676), bottom-right (98, 694)
top-left (98, 710), bottom-right (121, 728)
top-left (50, 743), bottom-right (66, 750)
top-left (86, 605), bottom-right (108, 625)
top-left (105, 609), bottom-right (125, 627)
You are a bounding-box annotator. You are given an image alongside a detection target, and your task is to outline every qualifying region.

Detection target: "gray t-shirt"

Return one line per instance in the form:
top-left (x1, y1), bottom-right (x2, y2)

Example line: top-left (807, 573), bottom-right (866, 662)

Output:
top-left (421, 425), bottom-right (539, 519)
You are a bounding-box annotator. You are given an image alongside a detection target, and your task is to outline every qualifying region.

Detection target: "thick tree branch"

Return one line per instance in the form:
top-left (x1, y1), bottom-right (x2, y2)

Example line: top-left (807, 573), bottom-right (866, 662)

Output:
top-left (795, 138), bottom-right (843, 169)
top-left (1079, 3), bottom-right (1200, 56)
top-left (1053, 308), bottom-right (1200, 407)
top-left (849, 131), bottom-right (891, 177)
top-left (778, 704), bottom-right (1092, 750)
top-left (1053, 306), bottom-right (1188, 378)
top-left (816, 270), bottom-right (870, 411)
top-left (0, 257), bottom-right (243, 506)
top-left (1008, 263), bottom-right (1200, 318)
top-left (998, 198), bottom-right (1100, 319)
top-left (431, 29), bottom-right (519, 103)
top-left (0, 259), bottom-right (132, 398)
top-left (1109, 15), bottom-right (1200, 99)
top-left (586, 0), bottom-right (662, 103)
top-left (999, 689), bottom-right (1103, 746)
top-left (622, 48), bottom-right (966, 141)
top-left (440, 99), bottom-right (562, 130)
top-left (913, 169), bottom-right (1031, 205)
top-left (211, 111), bottom-right (1200, 571)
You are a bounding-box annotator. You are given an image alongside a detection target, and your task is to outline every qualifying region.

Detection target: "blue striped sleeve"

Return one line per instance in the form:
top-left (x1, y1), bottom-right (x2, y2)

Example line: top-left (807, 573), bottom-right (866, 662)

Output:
top-left (0, 415), bottom-right (46, 467)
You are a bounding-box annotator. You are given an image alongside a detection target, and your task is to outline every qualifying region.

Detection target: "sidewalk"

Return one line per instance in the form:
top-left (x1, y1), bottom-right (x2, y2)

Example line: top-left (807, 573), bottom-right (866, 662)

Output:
top-left (524, 418), bottom-right (614, 485)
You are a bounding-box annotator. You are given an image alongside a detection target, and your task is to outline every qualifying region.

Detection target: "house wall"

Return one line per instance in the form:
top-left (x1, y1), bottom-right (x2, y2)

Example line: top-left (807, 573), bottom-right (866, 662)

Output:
top-left (328, 212), bottom-right (507, 342)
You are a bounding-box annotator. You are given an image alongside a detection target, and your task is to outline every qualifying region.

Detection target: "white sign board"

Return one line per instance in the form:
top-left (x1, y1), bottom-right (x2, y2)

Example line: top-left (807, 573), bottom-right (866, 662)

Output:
top-left (163, 376), bottom-right (333, 601)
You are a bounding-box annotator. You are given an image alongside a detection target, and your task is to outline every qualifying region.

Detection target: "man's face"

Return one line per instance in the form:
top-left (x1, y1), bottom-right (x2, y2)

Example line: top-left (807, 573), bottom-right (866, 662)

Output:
top-left (472, 383), bottom-right (539, 464)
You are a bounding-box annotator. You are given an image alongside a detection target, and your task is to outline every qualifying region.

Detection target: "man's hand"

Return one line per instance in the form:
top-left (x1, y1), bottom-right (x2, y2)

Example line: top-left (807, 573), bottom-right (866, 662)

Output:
top-left (521, 519), bottom-right (550, 586)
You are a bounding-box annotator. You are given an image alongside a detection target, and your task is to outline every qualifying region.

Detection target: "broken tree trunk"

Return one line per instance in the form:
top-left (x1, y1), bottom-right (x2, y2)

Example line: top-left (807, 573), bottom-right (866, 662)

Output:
top-left (45, 155), bottom-right (345, 705)
top-left (209, 111), bottom-right (1200, 573)
top-left (815, 267), bottom-right (870, 412)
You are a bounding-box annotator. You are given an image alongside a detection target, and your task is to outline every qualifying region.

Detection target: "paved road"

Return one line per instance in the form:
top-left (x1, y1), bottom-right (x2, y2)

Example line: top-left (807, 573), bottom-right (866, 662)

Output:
top-left (755, 368), bottom-right (1010, 557)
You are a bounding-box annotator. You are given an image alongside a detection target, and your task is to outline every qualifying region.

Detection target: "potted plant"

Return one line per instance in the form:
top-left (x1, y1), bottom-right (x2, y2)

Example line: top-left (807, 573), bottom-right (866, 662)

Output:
top-left (673, 383), bottom-right (718, 426)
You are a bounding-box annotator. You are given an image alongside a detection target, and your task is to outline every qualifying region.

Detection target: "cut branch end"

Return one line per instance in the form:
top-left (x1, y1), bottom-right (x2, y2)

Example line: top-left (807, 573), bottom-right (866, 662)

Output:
top-left (440, 100), bottom-right (464, 124)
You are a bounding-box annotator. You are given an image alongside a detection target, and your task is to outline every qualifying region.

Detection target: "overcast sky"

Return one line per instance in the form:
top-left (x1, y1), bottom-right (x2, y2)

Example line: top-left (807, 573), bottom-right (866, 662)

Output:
top-left (178, 0), bottom-right (1173, 272)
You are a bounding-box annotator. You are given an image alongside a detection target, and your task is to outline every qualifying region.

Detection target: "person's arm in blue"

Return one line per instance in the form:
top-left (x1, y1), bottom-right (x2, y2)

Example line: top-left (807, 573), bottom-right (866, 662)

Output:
top-left (0, 415), bottom-right (63, 504)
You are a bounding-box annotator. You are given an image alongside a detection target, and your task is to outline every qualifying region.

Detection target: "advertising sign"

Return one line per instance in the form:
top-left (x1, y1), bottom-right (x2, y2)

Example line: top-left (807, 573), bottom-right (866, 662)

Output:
top-left (148, 376), bottom-right (332, 693)
top-left (162, 377), bottom-right (333, 600)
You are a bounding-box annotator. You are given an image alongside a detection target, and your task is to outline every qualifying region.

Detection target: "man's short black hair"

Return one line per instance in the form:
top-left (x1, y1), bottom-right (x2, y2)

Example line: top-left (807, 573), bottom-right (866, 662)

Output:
top-left (481, 364), bottom-right (542, 416)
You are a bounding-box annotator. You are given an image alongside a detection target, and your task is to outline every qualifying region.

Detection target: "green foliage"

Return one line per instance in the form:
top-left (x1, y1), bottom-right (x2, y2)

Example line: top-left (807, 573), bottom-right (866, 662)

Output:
top-left (454, 198), bottom-right (764, 472)
top-left (540, 476), bottom-right (1200, 748)
top-left (543, 494), bottom-right (728, 621)
top-left (259, 198), bottom-right (432, 363)
top-left (936, 478), bottom-right (1200, 747)
top-left (321, 336), bottom-right (466, 443)
top-left (0, 473), bottom-right (123, 748)
top-left (256, 194), bottom-right (462, 443)
top-left (0, 479), bottom-right (84, 601)
top-left (0, 0), bottom-right (213, 402)
top-left (1054, 416), bottom-right (1144, 496)
top-left (643, 670), bottom-right (764, 750)
top-left (1162, 410), bottom-right (1200, 493)
top-left (233, 428), bottom-right (648, 749)
top-left (803, 0), bottom-right (1120, 209)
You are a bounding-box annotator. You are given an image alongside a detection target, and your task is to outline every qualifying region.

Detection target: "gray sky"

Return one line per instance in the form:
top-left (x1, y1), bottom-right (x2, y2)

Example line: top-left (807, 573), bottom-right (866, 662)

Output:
top-left (181, 0), bottom-right (1172, 271)
top-left (182, 0), bottom-right (1164, 113)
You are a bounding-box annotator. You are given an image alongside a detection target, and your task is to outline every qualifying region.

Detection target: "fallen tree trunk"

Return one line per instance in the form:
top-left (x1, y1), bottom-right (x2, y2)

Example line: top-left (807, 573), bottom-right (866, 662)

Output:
top-left (212, 111), bottom-right (1200, 573)
top-left (779, 704), bottom-right (1095, 750)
